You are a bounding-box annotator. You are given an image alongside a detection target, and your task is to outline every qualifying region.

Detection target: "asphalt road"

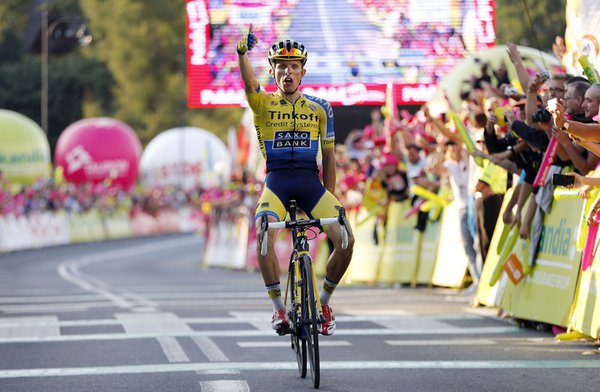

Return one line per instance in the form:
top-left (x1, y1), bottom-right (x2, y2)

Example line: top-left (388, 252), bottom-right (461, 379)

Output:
top-left (1, 233), bottom-right (599, 392)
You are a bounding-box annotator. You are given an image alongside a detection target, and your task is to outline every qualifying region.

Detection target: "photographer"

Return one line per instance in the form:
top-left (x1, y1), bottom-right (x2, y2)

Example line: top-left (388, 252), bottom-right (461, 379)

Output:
top-left (550, 79), bottom-right (599, 174)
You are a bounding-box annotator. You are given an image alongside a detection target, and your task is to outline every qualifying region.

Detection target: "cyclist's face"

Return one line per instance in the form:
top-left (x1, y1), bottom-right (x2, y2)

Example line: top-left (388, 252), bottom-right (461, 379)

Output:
top-left (271, 60), bottom-right (305, 94)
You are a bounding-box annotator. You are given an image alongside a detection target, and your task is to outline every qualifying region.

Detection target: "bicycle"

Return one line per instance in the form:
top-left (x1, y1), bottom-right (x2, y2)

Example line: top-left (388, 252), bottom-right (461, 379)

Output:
top-left (258, 200), bottom-right (350, 389)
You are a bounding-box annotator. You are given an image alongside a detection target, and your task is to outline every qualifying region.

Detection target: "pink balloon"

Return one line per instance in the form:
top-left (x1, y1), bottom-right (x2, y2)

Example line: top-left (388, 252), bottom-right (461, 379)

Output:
top-left (54, 118), bottom-right (142, 190)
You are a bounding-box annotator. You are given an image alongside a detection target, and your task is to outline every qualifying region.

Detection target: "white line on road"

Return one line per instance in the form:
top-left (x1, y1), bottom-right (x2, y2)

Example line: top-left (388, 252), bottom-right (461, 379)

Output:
top-left (2, 360), bottom-right (600, 378)
top-left (0, 326), bottom-right (523, 344)
top-left (386, 339), bottom-right (496, 346)
top-left (56, 236), bottom-right (200, 310)
top-left (200, 380), bottom-right (250, 392)
top-left (157, 336), bottom-right (190, 362)
top-left (237, 340), bottom-right (352, 348)
top-left (115, 312), bottom-right (193, 363)
top-left (0, 313), bottom-right (484, 328)
top-left (0, 316), bottom-right (60, 339)
top-left (192, 336), bottom-right (230, 362)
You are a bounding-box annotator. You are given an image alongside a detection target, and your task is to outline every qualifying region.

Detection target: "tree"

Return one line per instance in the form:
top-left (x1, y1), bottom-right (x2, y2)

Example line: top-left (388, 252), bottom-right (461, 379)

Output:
top-left (78, 0), bottom-right (242, 144)
top-left (495, 0), bottom-right (567, 51)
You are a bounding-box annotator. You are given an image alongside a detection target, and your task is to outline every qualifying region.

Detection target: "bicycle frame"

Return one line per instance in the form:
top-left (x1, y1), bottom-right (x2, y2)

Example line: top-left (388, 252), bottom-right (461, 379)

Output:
top-left (258, 200), bottom-right (349, 389)
top-left (283, 201), bottom-right (323, 317)
top-left (282, 200), bottom-right (323, 388)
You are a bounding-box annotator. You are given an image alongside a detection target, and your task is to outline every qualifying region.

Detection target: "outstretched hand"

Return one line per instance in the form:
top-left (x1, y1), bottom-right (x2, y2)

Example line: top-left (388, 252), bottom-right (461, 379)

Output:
top-left (237, 24), bottom-right (258, 55)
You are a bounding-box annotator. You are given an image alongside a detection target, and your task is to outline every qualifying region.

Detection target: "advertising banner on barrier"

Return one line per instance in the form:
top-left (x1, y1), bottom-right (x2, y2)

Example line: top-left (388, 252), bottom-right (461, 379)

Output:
top-left (570, 262), bottom-right (600, 339)
top-left (431, 201), bottom-right (470, 288)
top-left (378, 201), bottom-right (419, 284)
top-left (499, 197), bottom-right (584, 327)
top-left (204, 215), bottom-right (249, 269)
top-left (477, 187), bottom-right (516, 306)
top-left (344, 207), bottom-right (382, 284)
top-left (415, 218), bottom-right (441, 285)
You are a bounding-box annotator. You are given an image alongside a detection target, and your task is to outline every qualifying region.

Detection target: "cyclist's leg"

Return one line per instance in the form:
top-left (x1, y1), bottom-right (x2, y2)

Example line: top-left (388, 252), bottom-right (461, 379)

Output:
top-left (255, 181), bottom-right (290, 333)
top-left (304, 182), bottom-right (354, 336)
top-left (255, 185), bottom-right (287, 288)
top-left (309, 190), bottom-right (355, 284)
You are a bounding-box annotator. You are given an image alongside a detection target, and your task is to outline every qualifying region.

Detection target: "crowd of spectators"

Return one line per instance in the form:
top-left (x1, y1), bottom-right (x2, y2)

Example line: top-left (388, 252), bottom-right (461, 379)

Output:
top-left (350, 0), bottom-right (473, 83)
top-left (332, 42), bottom-right (600, 293)
top-left (209, 0), bottom-right (297, 88)
top-left (0, 169), bottom-right (204, 219)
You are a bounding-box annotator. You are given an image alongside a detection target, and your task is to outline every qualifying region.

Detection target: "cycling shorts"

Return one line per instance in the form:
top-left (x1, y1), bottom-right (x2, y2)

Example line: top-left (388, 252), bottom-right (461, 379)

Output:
top-left (255, 169), bottom-right (342, 222)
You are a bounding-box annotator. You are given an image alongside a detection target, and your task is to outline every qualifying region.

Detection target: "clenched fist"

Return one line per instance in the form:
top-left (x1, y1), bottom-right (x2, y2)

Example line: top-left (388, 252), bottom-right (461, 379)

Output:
top-left (237, 24), bottom-right (257, 55)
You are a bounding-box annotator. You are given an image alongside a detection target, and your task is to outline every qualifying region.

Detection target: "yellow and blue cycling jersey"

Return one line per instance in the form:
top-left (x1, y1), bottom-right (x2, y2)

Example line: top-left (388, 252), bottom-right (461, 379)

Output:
top-left (247, 86), bottom-right (341, 221)
top-left (247, 85), bottom-right (335, 172)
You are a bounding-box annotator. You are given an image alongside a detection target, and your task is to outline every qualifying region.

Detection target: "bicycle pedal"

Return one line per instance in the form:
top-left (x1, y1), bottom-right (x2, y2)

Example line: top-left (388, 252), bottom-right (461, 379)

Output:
top-left (276, 324), bottom-right (291, 336)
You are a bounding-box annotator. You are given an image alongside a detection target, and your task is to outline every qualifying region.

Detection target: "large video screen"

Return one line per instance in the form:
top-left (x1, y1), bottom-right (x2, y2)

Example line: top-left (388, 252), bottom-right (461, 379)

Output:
top-left (186, 0), bottom-right (495, 107)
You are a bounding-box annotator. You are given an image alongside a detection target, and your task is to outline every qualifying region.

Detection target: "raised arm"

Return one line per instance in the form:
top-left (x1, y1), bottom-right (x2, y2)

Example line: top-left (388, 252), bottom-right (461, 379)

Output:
top-left (237, 25), bottom-right (259, 94)
top-left (506, 43), bottom-right (532, 94)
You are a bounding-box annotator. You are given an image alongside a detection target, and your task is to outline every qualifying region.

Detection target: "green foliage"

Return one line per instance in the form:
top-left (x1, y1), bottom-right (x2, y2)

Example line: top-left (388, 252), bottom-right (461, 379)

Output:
top-left (0, 53), bottom-right (113, 153)
top-left (79, 0), bottom-right (242, 144)
top-left (0, 0), bottom-right (32, 36)
top-left (495, 0), bottom-right (567, 50)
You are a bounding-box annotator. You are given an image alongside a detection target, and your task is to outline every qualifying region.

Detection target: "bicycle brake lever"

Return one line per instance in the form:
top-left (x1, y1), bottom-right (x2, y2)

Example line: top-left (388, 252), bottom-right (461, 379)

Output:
top-left (259, 215), bottom-right (268, 256)
top-left (337, 207), bottom-right (351, 250)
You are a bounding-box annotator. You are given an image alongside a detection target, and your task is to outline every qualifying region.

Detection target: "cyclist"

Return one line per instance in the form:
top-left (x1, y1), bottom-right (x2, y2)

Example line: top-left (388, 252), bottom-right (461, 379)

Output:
top-left (237, 27), bottom-right (354, 336)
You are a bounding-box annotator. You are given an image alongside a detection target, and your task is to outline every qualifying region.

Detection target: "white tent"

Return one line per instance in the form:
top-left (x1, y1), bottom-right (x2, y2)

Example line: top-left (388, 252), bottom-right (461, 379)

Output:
top-left (139, 127), bottom-right (232, 190)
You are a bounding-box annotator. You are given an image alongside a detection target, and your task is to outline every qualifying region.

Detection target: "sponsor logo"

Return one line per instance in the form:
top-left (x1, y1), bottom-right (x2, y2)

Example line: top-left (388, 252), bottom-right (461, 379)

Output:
top-left (268, 111), bottom-right (318, 122)
top-left (273, 131), bottom-right (311, 149)
top-left (65, 145), bottom-right (130, 179)
top-left (539, 218), bottom-right (573, 258)
top-left (65, 145), bottom-right (92, 174)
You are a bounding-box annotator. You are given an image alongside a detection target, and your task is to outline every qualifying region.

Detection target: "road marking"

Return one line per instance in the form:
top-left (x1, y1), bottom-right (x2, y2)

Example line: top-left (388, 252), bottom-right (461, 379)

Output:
top-left (237, 340), bottom-right (352, 348)
top-left (0, 326), bottom-right (523, 344)
top-left (0, 294), bottom-right (103, 304)
top-left (2, 360), bottom-right (600, 378)
top-left (192, 336), bottom-right (229, 362)
top-left (56, 236), bottom-right (200, 310)
top-left (115, 313), bottom-right (193, 363)
top-left (0, 303), bottom-right (103, 313)
top-left (157, 336), bottom-right (190, 362)
top-left (228, 311), bottom-right (271, 331)
top-left (200, 380), bottom-right (250, 392)
top-left (386, 339), bottom-right (496, 346)
top-left (0, 316), bottom-right (60, 338)
top-left (0, 313), bottom-right (485, 327)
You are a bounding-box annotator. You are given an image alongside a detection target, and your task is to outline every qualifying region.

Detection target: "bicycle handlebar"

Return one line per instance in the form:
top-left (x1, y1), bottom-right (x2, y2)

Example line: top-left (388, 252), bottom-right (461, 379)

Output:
top-left (258, 215), bottom-right (349, 256)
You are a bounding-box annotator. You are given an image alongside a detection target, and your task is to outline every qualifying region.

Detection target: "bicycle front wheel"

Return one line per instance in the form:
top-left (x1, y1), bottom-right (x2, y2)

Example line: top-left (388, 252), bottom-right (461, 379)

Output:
top-left (302, 256), bottom-right (320, 389)
top-left (290, 262), bottom-right (307, 378)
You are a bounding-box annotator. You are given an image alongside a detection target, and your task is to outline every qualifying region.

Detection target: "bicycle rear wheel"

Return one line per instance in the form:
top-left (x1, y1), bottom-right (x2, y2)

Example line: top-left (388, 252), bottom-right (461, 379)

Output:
top-left (302, 256), bottom-right (320, 389)
top-left (290, 264), bottom-right (307, 378)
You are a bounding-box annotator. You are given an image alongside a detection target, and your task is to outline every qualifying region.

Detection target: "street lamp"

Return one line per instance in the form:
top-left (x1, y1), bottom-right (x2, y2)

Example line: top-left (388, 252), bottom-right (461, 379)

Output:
top-left (40, 5), bottom-right (92, 135)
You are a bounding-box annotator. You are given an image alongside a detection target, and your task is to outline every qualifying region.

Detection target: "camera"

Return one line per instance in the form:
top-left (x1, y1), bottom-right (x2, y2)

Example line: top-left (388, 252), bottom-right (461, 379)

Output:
top-left (503, 86), bottom-right (519, 97)
top-left (532, 108), bottom-right (552, 123)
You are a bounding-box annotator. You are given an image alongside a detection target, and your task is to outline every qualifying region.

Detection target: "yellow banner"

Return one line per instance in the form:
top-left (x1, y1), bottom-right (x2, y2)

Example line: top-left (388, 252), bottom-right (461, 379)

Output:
top-left (431, 201), bottom-right (470, 288)
top-left (378, 201), bottom-right (419, 284)
top-left (499, 197), bottom-right (584, 327)
top-left (343, 207), bottom-right (382, 284)
top-left (477, 187), bottom-right (516, 306)
top-left (570, 220), bottom-right (600, 338)
top-left (415, 219), bottom-right (441, 285)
